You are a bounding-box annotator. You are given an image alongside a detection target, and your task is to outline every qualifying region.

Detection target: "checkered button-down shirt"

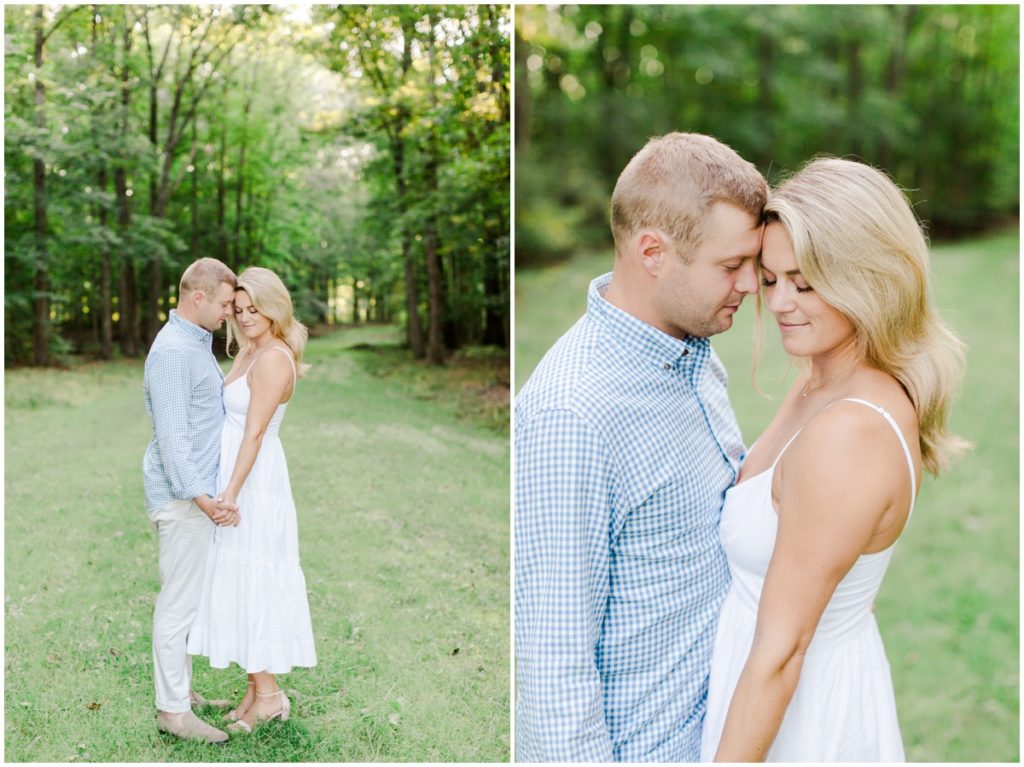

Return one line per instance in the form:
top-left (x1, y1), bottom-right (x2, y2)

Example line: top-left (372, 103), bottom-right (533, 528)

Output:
top-left (142, 310), bottom-right (225, 512)
top-left (515, 273), bottom-right (744, 762)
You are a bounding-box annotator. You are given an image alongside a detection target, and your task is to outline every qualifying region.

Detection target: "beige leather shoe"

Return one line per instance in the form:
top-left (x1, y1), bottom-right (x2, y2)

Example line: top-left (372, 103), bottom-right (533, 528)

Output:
top-left (157, 710), bottom-right (229, 744)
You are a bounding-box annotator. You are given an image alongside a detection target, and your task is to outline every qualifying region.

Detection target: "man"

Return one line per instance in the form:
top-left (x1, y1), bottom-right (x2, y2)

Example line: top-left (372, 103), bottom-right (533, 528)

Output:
top-left (515, 133), bottom-right (768, 761)
top-left (143, 257), bottom-right (239, 743)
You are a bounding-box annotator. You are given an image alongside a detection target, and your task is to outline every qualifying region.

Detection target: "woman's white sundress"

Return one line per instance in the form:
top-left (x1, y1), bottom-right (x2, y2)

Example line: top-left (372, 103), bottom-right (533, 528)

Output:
top-left (188, 346), bottom-right (317, 673)
top-left (700, 398), bottom-right (914, 762)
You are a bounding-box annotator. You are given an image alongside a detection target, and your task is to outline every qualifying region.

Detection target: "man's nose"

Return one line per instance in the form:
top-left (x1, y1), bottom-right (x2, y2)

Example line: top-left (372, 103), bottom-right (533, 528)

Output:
top-left (735, 260), bottom-right (759, 295)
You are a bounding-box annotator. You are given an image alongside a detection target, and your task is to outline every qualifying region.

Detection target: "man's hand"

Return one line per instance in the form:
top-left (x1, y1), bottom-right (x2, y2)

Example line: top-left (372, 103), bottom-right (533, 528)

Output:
top-left (195, 494), bottom-right (239, 527)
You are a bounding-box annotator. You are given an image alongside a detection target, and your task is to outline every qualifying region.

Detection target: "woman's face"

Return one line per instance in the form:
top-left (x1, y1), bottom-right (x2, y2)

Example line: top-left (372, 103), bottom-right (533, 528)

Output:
top-left (233, 289), bottom-right (272, 342)
top-left (760, 222), bottom-right (856, 358)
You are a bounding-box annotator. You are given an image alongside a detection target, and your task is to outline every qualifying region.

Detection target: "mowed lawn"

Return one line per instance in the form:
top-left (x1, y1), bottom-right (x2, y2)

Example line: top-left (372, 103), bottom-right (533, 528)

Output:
top-left (5, 325), bottom-right (510, 762)
top-left (515, 230), bottom-right (1019, 762)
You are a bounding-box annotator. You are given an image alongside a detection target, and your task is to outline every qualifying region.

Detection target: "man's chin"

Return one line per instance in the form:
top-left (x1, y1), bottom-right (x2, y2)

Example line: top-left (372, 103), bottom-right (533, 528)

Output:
top-left (706, 315), bottom-right (734, 337)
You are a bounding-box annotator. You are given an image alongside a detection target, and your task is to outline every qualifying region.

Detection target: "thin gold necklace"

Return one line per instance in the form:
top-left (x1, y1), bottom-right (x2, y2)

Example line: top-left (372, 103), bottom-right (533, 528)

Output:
top-left (800, 364), bottom-right (859, 398)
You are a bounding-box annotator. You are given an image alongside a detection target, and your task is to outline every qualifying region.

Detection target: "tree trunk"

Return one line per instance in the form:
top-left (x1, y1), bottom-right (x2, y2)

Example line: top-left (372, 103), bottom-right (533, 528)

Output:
top-left (879, 6), bottom-right (917, 171)
top-left (756, 33), bottom-right (775, 170)
top-left (424, 13), bottom-right (445, 365)
top-left (392, 14), bottom-right (424, 357)
top-left (234, 79), bottom-right (252, 267)
top-left (144, 39), bottom-right (162, 346)
top-left (513, 28), bottom-right (530, 154)
top-left (32, 5), bottom-right (50, 366)
top-left (400, 224), bottom-right (424, 356)
top-left (90, 8), bottom-right (114, 359)
top-left (191, 118), bottom-right (200, 257)
top-left (217, 114), bottom-right (228, 265)
top-left (115, 14), bottom-right (139, 356)
top-left (845, 38), bottom-right (864, 158)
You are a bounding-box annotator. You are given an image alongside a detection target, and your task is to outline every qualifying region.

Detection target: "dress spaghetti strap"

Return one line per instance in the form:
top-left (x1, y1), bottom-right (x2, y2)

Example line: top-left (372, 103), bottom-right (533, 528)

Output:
top-left (266, 345), bottom-right (298, 387)
top-left (833, 397), bottom-right (917, 506)
top-left (242, 345), bottom-right (298, 388)
top-left (769, 397), bottom-right (917, 512)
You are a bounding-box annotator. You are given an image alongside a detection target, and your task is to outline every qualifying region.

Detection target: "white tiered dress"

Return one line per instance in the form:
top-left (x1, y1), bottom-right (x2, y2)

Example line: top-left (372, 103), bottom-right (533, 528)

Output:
top-left (188, 347), bottom-right (317, 673)
top-left (700, 398), bottom-right (913, 762)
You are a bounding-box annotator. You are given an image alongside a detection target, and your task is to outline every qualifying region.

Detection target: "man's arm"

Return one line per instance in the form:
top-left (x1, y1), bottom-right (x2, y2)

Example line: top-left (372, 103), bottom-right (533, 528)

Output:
top-left (515, 408), bottom-right (614, 762)
top-left (147, 348), bottom-right (215, 503)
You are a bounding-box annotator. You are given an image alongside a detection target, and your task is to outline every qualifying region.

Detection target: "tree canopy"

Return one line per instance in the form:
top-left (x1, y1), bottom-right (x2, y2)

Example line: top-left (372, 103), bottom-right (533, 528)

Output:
top-left (516, 4), bottom-right (1019, 266)
top-left (5, 4), bottom-right (510, 365)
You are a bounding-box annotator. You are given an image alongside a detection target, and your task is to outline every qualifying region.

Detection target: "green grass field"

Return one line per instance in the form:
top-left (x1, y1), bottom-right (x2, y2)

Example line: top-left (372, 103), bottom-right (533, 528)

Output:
top-left (5, 325), bottom-right (510, 762)
top-left (515, 229), bottom-right (1019, 762)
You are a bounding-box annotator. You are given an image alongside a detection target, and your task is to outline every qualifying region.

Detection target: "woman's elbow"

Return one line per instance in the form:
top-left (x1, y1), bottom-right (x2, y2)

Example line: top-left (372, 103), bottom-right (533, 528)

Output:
top-left (243, 428), bottom-right (266, 446)
top-left (747, 634), bottom-right (811, 681)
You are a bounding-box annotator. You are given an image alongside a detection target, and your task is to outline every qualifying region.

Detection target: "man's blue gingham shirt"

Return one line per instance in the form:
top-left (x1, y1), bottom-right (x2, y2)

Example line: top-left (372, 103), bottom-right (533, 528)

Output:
top-left (142, 310), bottom-right (225, 512)
top-left (515, 273), bottom-right (744, 762)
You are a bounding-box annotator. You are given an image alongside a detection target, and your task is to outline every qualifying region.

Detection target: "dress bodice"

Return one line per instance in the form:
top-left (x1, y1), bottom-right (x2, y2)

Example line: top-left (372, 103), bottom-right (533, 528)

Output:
top-left (719, 398), bottom-right (916, 650)
top-left (222, 346), bottom-right (296, 438)
top-left (223, 374), bottom-right (288, 436)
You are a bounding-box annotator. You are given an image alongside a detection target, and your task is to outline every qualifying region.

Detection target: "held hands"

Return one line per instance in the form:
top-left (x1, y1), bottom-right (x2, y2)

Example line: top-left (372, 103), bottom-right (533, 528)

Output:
top-left (216, 489), bottom-right (240, 527)
top-left (197, 493), bottom-right (240, 527)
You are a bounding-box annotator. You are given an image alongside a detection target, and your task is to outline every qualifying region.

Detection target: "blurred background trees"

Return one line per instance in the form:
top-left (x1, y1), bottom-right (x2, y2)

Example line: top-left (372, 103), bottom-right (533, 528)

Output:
top-left (516, 4), bottom-right (1018, 267)
top-left (5, 4), bottom-right (510, 366)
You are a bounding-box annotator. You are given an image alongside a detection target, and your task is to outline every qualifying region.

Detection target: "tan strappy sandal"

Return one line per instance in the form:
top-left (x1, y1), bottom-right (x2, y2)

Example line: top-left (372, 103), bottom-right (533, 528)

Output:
top-left (227, 688), bottom-right (291, 734)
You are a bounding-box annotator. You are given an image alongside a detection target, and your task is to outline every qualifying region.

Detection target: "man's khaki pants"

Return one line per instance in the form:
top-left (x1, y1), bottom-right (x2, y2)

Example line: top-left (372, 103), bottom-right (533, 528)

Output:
top-left (149, 499), bottom-right (212, 713)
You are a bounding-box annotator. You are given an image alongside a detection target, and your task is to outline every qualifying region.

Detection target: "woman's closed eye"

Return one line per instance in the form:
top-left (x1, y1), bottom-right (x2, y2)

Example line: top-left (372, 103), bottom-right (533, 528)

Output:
top-left (760, 276), bottom-right (814, 293)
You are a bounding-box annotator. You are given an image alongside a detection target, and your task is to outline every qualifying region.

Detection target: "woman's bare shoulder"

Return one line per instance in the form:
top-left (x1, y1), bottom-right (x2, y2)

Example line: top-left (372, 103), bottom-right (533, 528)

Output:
top-left (250, 344), bottom-right (295, 379)
top-left (782, 380), bottom-right (918, 509)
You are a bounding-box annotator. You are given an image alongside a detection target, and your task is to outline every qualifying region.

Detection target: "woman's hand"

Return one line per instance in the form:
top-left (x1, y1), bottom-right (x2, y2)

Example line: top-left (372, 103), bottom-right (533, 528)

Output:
top-left (215, 489), bottom-right (240, 527)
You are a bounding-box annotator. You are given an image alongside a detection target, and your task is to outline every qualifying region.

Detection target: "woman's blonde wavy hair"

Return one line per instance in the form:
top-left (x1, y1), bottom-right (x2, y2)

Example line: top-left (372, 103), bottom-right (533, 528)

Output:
top-left (760, 157), bottom-right (968, 475)
top-left (226, 266), bottom-right (310, 378)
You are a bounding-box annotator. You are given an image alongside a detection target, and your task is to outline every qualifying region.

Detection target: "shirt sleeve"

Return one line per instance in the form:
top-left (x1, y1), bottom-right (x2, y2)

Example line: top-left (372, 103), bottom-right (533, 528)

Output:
top-left (514, 408), bottom-right (614, 762)
top-left (146, 348), bottom-right (210, 501)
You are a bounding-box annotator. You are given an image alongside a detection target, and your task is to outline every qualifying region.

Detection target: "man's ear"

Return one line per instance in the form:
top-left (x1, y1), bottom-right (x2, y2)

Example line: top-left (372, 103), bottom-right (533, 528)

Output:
top-left (186, 289), bottom-right (205, 308)
top-left (637, 230), bottom-right (668, 277)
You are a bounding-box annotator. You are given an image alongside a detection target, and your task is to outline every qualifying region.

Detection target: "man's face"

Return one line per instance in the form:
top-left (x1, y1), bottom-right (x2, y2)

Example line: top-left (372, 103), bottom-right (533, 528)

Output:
top-left (194, 281), bottom-right (236, 331)
top-left (652, 202), bottom-right (762, 339)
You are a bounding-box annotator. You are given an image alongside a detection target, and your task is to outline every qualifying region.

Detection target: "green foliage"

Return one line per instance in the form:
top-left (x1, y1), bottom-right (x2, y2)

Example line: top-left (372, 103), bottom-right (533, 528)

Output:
top-left (4, 327), bottom-right (509, 761)
top-left (313, 5), bottom-right (511, 351)
top-left (5, 5), bottom-right (511, 365)
top-left (516, 5), bottom-right (1020, 266)
top-left (515, 230), bottom-right (1019, 761)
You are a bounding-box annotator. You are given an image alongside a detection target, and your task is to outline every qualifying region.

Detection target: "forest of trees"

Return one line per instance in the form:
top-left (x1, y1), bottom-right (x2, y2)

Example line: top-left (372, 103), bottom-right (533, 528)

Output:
top-left (5, 4), bottom-right (510, 366)
top-left (516, 4), bottom-right (1019, 266)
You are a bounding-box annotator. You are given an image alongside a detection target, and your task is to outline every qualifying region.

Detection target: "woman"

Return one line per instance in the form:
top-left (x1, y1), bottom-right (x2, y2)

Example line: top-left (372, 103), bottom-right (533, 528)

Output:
top-left (187, 266), bottom-right (317, 733)
top-left (699, 158), bottom-right (968, 761)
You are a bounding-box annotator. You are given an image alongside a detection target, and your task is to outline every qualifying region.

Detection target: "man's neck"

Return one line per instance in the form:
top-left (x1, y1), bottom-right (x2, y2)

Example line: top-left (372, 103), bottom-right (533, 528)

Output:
top-left (173, 308), bottom-right (209, 334)
top-left (603, 266), bottom-right (680, 339)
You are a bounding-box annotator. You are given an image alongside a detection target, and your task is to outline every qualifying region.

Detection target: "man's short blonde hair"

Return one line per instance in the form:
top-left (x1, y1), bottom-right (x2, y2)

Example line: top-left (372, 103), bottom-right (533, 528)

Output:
top-left (610, 132), bottom-right (767, 260)
top-left (179, 257), bottom-right (237, 298)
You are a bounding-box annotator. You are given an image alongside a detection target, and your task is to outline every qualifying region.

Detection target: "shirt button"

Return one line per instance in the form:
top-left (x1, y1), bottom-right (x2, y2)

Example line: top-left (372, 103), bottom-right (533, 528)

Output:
top-left (663, 362), bottom-right (671, 370)
top-left (682, 349), bottom-right (689, 357)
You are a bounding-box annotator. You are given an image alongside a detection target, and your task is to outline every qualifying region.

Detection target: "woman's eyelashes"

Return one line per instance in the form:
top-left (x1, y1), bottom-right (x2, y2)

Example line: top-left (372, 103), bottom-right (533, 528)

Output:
top-left (759, 275), bottom-right (814, 293)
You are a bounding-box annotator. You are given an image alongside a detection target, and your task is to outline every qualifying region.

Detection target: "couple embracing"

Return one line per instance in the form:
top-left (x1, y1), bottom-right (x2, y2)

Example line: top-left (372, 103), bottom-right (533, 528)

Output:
top-left (143, 259), bottom-right (316, 743)
top-left (515, 133), bottom-right (967, 761)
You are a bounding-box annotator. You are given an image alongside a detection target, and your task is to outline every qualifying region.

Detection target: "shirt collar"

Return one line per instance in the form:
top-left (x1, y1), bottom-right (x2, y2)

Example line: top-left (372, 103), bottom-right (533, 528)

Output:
top-left (168, 309), bottom-right (213, 346)
top-left (587, 272), bottom-right (710, 372)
